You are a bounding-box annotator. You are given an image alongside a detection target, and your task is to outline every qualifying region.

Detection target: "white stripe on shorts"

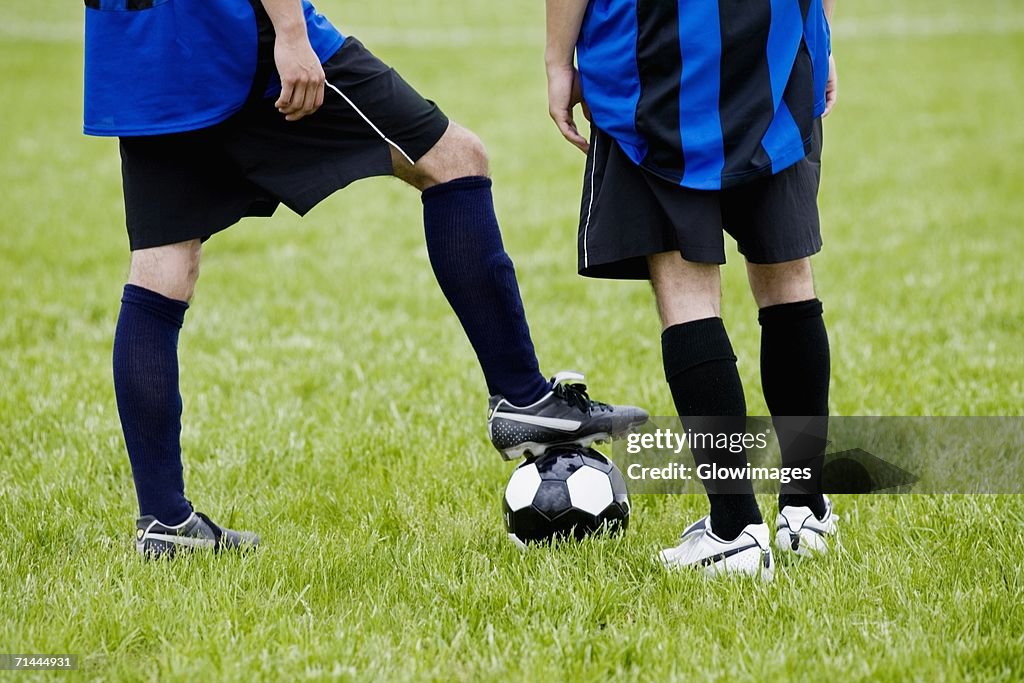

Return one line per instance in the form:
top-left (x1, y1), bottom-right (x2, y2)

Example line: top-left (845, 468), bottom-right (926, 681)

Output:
top-left (324, 79), bottom-right (416, 165)
top-left (581, 133), bottom-right (598, 270)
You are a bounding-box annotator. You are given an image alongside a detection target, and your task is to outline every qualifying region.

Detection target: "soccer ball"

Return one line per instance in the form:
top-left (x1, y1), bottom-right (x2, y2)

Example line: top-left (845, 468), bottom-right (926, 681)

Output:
top-left (503, 446), bottom-right (630, 547)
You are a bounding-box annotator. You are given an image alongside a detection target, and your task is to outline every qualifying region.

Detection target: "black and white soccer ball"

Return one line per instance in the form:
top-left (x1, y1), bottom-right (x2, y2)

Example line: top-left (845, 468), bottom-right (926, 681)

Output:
top-left (503, 446), bottom-right (630, 547)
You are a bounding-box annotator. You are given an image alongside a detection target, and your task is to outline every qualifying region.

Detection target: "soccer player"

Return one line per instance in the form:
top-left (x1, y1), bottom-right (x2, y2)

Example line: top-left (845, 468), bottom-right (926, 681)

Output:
top-left (545, 0), bottom-right (840, 579)
top-left (85, 0), bottom-right (648, 557)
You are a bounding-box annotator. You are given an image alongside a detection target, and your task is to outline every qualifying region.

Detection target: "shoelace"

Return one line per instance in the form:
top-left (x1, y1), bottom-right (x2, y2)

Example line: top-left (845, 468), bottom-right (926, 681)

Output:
top-left (553, 382), bottom-right (613, 414)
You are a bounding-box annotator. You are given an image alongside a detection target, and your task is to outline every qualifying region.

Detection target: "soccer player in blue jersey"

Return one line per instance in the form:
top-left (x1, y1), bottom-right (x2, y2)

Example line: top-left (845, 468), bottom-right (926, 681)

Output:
top-left (546, 0), bottom-right (840, 580)
top-left (86, 0), bottom-right (648, 557)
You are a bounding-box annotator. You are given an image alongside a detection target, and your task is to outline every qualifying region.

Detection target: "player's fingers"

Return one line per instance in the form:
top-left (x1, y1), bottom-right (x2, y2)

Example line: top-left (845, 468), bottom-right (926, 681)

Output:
top-left (276, 80), bottom-right (296, 113)
top-left (287, 80), bottom-right (317, 121)
top-left (566, 122), bottom-right (588, 153)
top-left (313, 81), bottom-right (325, 112)
top-left (823, 82), bottom-right (838, 116)
top-left (285, 82), bottom-right (309, 115)
top-left (303, 80), bottom-right (319, 114)
top-left (283, 85), bottom-right (305, 120)
top-left (559, 119), bottom-right (589, 154)
top-left (822, 56), bottom-right (837, 117)
top-left (550, 106), bottom-right (587, 151)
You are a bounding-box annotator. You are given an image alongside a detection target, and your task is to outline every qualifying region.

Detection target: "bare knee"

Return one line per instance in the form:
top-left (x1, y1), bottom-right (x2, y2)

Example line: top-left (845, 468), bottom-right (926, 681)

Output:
top-left (746, 258), bottom-right (816, 308)
top-left (648, 251), bottom-right (722, 329)
top-left (393, 122), bottom-right (489, 190)
top-left (128, 239), bottom-right (202, 302)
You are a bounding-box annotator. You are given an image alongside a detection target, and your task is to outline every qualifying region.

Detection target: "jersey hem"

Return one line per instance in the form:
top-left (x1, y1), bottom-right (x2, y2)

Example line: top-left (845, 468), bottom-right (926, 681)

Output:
top-left (83, 104), bottom-right (244, 137)
top-left (637, 134), bottom-right (813, 191)
top-left (316, 34), bottom-right (346, 64)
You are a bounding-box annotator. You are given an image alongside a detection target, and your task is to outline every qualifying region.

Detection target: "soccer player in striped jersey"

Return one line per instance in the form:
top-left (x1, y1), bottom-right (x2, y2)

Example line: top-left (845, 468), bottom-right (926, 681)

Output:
top-left (545, 0), bottom-right (841, 580)
top-left (86, 0), bottom-right (647, 557)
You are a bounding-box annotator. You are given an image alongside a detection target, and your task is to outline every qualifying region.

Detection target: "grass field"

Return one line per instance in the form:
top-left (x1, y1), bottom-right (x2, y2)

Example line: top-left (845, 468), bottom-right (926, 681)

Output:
top-left (2, 0), bottom-right (1023, 680)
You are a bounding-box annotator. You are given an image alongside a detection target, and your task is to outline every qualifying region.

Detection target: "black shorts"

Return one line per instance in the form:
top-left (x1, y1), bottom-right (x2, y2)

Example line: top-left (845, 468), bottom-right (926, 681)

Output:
top-left (577, 122), bottom-right (823, 279)
top-left (119, 36), bottom-right (449, 251)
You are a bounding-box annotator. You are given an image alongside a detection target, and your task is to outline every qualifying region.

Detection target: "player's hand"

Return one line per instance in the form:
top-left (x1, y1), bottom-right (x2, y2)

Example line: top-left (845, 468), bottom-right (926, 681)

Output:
top-left (274, 34), bottom-right (325, 122)
top-left (547, 64), bottom-right (591, 154)
top-left (823, 53), bottom-right (838, 116)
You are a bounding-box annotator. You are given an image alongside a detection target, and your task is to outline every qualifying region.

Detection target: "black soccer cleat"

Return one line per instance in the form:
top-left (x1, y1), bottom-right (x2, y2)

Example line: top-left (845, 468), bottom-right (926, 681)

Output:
top-left (135, 511), bottom-right (259, 558)
top-left (487, 371), bottom-right (649, 460)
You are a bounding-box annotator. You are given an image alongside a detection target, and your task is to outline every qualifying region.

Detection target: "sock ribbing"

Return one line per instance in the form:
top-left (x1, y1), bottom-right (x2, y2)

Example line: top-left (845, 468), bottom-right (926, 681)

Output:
top-left (113, 284), bottom-right (192, 525)
top-left (421, 177), bottom-right (548, 404)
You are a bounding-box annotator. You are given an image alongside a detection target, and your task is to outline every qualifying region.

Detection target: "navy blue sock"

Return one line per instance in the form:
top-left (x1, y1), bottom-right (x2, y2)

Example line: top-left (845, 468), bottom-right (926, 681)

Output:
top-left (113, 284), bottom-right (192, 525)
top-left (421, 176), bottom-right (548, 405)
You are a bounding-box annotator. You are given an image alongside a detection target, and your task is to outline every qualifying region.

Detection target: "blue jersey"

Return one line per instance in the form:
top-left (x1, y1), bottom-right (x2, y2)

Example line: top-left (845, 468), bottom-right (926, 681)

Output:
top-left (84, 0), bottom-right (345, 137)
top-left (576, 0), bottom-right (831, 190)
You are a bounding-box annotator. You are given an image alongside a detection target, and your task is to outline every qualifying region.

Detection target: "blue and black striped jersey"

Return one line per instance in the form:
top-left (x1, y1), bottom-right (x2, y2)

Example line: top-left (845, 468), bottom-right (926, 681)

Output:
top-left (577, 0), bottom-right (831, 190)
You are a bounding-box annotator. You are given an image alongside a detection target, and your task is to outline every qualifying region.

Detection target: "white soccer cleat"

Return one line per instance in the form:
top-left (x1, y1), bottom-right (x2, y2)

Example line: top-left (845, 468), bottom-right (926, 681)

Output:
top-left (659, 516), bottom-right (774, 582)
top-left (774, 494), bottom-right (839, 557)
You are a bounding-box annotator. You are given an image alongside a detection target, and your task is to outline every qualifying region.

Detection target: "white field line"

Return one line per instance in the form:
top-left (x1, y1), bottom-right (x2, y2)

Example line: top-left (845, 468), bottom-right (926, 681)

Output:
top-left (3, 15), bottom-right (1024, 46)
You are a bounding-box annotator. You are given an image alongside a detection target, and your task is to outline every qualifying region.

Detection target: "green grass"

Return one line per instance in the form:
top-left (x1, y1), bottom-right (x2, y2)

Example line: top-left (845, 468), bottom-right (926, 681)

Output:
top-left (2, 1), bottom-right (1023, 680)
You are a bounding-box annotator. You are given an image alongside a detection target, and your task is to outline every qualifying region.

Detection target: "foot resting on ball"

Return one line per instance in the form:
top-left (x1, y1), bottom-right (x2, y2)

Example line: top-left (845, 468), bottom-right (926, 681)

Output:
top-left (135, 511), bottom-right (259, 558)
top-left (659, 516), bottom-right (774, 582)
top-left (487, 371), bottom-right (649, 460)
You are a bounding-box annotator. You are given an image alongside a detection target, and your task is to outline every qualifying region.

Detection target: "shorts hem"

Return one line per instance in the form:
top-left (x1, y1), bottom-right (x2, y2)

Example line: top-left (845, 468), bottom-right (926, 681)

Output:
top-left (578, 258), bottom-right (650, 281)
top-left (738, 238), bottom-right (823, 265)
top-left (127, 199), bottom-right (278, 251)
top-left (579, 243), bottom-right (726, 281)
top-left (285, 166), bottom-right (395, 216)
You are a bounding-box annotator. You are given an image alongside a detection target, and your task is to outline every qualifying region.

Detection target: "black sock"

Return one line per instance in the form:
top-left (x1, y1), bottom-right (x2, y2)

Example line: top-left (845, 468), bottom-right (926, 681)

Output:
top-left (662, 318), bottom-right (762, 541)
top-left (113, 284), bottom-right (193, 525)
top-left (759, 299), bottom-right (830, 519)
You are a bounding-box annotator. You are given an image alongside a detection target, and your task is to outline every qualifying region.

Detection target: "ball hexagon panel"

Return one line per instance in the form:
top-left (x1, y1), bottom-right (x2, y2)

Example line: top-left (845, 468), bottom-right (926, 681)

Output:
top-left (565, 465), bottom-right (615, 516)
top-left (504, 462), bottom-right (541, 511)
